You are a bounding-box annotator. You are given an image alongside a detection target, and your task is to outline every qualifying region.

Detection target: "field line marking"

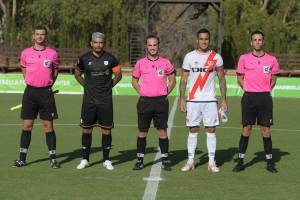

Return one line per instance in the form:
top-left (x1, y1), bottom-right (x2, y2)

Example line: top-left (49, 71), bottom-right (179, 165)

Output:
top-left (0, 123), bottom-right (299, 133)
top-left (142, 96), bottom-right (178, 200)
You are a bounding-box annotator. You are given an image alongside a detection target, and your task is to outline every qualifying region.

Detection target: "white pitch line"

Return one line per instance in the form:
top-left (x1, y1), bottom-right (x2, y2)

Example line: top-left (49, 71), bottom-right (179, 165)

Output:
top-left (142, 96), bottom-right (178, 200)
top-left (0, 123), bottom-right (299, 133)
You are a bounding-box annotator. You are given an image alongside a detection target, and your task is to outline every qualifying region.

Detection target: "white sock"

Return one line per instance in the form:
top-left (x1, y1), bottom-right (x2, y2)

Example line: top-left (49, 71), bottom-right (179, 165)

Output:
top-left (187, 132), bottom-right (198, 163)
top-left (206, 132), bottom-right (216, 165)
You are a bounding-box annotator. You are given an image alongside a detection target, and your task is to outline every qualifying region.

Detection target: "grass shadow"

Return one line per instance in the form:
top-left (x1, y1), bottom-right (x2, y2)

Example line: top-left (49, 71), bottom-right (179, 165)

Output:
top-left (169, 149), bottom-right (203, 167)
top-left (26, 147), bottom-right (102, 166)
top-left (195, 147), bottom-right (237, 168)
top-left (90, 147), bottom-right (158, 167)
top-left (244, 148), bottom-right (290, 168)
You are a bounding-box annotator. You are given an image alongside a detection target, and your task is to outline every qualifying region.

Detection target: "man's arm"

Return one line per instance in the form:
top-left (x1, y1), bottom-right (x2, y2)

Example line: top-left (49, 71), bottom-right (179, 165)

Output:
top-left (21, 67), bottom-right (26, 79)
top-left (271, 75), bottom-right (277, 89)
top-left (131, 77), bottom-right (140, 94)
top-left (179, 70), bottom-right (189, 112)
top-left (237, 74), bottom-right (244, 89)
top-left (52, 68), bottom-right (58, 86)
top-left (74, 67), bottom-right (84, 86)
top-left (217, 67), bottom-right (228, 111)
top-left (167, 73), bottom-right (176, 95)
top-left (51, 51), bottom-right (59, 86)
top-left (112, 67), bottom-right (122, 87)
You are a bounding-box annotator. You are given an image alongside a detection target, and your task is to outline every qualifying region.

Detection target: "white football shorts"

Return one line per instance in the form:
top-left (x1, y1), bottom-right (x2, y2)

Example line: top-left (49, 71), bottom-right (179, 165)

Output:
top-left (186, 102), bottom-right (219, 127)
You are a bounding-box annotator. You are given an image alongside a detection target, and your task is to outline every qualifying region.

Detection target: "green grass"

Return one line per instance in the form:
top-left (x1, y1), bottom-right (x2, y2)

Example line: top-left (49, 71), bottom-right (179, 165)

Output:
top-left (0, 94), bottom-right (299, 200)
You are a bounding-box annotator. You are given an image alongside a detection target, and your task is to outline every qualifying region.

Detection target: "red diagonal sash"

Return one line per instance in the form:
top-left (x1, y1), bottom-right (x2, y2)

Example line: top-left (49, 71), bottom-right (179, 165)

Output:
top-left (188, 51), bottom-right (217, 100)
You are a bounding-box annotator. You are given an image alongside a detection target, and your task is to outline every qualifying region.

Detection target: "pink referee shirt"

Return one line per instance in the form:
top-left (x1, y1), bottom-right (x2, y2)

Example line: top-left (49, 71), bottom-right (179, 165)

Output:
top-left (132, 56), bottom-right (174, 97)
top-left (20, 47), bottom-right (59, 87)
top-left (236, 53), bottom-right (280, 92)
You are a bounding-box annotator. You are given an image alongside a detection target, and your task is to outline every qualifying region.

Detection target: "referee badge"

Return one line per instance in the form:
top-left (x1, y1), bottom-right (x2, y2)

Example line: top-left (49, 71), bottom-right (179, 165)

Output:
top-left (104, 61), bottom-right (109, 66)
top-left (43, 60), bottom-right (51, 68)
top-left (157, 69), bottom-right (164, 77)
top-left (263, 66), bottom-right (271, 74)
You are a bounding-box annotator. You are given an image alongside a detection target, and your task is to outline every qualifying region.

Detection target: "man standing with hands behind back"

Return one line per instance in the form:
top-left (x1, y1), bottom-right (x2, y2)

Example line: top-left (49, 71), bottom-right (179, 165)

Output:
top-left (132, 35), bottom-right (176, 171)
top-left (13, 26), bottom-right (60, 169)
top-left (233, 30), bottom-right (280, 173)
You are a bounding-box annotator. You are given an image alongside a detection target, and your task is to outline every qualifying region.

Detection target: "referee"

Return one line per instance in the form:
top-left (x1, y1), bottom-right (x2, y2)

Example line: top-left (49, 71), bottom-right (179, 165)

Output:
top-left (75, 32), bottom-right (122, 170)
top-left (13, 26), bottom-right (60, 168)
top-left (132, 35), bottom-right (176, 171)
top-left (233, 30), bottom-right (280, 173)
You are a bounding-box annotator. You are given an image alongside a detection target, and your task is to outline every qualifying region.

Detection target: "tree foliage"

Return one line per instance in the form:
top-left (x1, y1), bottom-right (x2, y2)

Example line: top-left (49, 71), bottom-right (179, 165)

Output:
top-left (0, 0), bottom-right (143, 63)
top-left (0, 0), bottom-right (299, 66)
top-left (222, 0), bottom-right (300, 68)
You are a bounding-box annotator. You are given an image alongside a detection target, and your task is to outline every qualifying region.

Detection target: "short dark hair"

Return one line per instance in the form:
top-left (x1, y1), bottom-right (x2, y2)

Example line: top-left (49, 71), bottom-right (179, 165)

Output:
top-left (145, 34), bottom-right (160, 44)
top-left (197, 28), bottom-right (210, 39)
top-left (33, 25), bottom-right (47, 35)
top-left (250, 30), bottom-right (264, 40)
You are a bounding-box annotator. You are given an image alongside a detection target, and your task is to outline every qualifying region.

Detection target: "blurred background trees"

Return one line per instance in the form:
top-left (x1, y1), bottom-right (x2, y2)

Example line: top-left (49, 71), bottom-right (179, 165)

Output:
top-left (0, 0), bottom-right (299, 67)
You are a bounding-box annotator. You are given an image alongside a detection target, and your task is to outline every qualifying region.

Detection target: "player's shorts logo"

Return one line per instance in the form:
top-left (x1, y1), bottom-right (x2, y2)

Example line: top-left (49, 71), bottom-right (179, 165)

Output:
top-left (263, 66), bottom-right (271, 74)
top-left (43, 60), bottom-right (51, 68)
top-left (104, 61), bottom-right (109, 66)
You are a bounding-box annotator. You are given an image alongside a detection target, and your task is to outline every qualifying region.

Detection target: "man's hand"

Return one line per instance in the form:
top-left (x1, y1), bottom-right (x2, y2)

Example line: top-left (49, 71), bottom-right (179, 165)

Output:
top-left (220, 100), bottom-right (228, 112)
top-left (180, 98), bottom-right (187, 113)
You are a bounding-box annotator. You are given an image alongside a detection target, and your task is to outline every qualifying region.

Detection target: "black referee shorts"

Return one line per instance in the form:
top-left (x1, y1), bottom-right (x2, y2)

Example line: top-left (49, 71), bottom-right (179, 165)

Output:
top-left (80, 96), bottom-right (114, 128)
top-left (137, 96), bottom-right (169, 130)
top-left (21, 85), bottom-right (58, 120)
top-left (241, 92), bottom-right (273, 127)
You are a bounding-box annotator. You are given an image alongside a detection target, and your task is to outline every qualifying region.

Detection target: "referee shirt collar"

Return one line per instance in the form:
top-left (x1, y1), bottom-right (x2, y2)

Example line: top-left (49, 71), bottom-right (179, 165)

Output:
top-left (146, 55), bottom-right (160, 62)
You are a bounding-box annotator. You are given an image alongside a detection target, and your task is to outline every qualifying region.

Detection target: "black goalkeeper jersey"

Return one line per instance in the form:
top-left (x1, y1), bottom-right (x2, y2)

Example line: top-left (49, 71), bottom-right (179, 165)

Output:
top-left (77, 51), bottom-right (119, 104)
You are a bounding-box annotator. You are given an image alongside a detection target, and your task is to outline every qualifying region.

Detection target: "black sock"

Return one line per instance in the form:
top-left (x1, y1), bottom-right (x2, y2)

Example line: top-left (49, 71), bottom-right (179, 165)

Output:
top-left (159, 138), bottom-right (169, 162)
top-left (46, 131), bottom-right (56, 160)
top-left (82, 133), bottom-right (92, 161)
top-left (137, 137), bottom-right (146, 162)
top-left (19, 130), bottom-right (31, 161)
top-left (238, 135), bottom-right (249, 163)
top-left (263, 136), bottom-right (273, 162)
top-left (102, 134), bottom-right (112, 161)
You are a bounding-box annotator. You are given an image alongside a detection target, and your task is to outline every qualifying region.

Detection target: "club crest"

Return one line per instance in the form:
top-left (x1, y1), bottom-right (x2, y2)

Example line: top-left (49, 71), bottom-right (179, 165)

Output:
top-left (208, 60), bottom-right (215, 67)
top-left (104, 61), bottom-right (109, 66)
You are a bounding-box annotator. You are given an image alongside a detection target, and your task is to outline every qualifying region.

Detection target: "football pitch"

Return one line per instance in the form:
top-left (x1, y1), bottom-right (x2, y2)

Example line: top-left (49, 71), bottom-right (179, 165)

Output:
top-left (0, 94), bottom-right (299, 200)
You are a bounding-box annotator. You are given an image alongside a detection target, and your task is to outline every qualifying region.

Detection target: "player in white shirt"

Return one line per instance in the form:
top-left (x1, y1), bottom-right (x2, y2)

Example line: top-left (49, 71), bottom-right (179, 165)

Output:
top-left (179, 28), bottom-right (228, 172)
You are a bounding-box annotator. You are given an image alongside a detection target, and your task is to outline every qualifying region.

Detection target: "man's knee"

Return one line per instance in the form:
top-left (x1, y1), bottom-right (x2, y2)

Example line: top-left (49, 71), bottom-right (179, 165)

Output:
top-left (242, 125), bottom-right (252, 136)
top-left (82, 127), bottom-right (93, 134)
top-left (23, 120), bottom-right (34, 131)
top-left (205, 126), bottom-right (216, 133)
top-left (157, 128), bottom-right (167, 139)
top-left (261, 126), bottom-right (271, 137)
top-left (189, 126), bottom-right (199, 133)
top-left (101, 128), bottom-right (111, 135)
top-left (43, 121), bottom-right (54, 132)
top-left (138, 128), bottom-right (148, 138)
